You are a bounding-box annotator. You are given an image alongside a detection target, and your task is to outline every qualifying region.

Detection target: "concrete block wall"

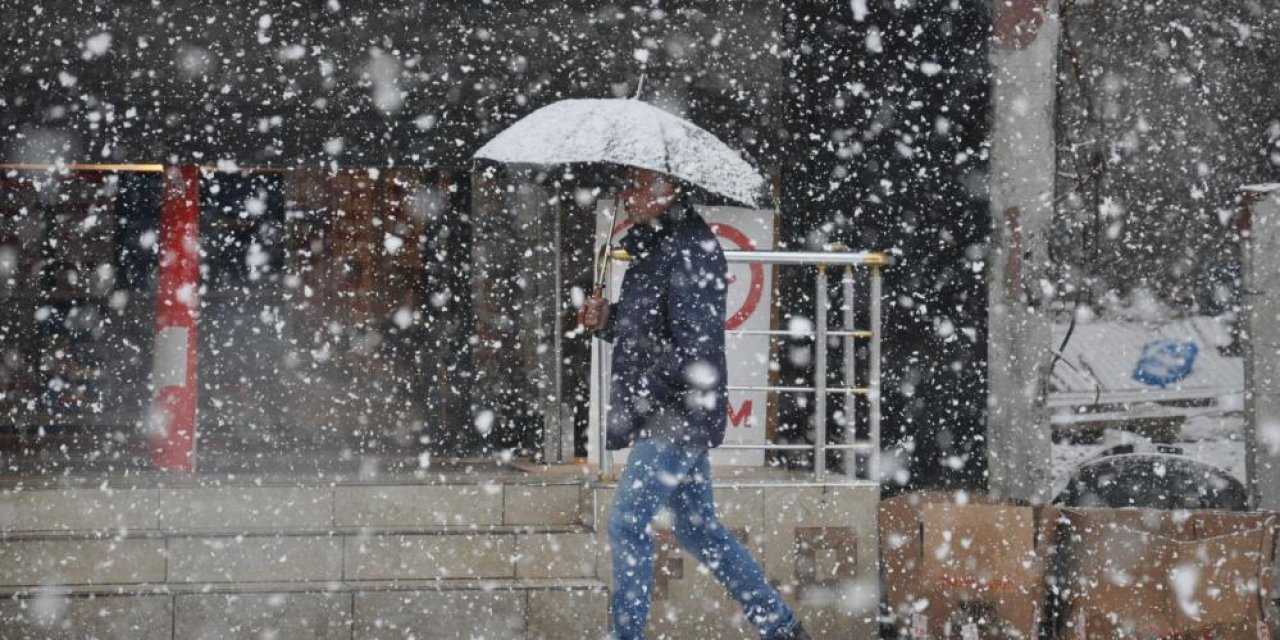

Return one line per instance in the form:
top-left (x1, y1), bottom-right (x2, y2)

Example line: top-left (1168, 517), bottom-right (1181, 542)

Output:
top-left (0, 477), bottom-right (879, 639)
top-left (0, 479), bottom-right (606, 639)
top-left (0, 585), bottom-right (609, 640)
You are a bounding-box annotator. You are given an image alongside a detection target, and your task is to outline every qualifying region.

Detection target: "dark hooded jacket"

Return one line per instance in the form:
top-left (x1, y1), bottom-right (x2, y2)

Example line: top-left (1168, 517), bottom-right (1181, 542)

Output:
top-left (600, 203), bottom-right (729, 450)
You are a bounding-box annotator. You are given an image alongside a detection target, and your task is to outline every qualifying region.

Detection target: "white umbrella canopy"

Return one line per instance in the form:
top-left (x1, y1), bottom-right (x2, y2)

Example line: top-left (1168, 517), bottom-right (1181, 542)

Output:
top-left (473, 98), bottom-right (773, 209)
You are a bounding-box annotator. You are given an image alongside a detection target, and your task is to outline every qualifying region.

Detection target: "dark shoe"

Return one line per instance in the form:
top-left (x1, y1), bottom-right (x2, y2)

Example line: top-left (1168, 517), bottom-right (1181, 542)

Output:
top-left (770, 621), bottom-right (813, 640)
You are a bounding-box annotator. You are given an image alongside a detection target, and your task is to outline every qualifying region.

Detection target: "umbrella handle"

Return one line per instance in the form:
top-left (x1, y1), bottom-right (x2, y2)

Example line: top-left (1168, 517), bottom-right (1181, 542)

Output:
top-left (597, 197), bottom-right (623, 288)
top-left (579, 196), bottom-right (623, 333)
top-left (593, 242), bottom-right (612, 290)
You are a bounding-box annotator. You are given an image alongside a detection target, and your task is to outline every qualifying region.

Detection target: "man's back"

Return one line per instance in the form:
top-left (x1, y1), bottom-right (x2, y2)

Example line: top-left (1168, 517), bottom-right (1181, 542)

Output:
top-left (604, 205), bottom-right (729, 451)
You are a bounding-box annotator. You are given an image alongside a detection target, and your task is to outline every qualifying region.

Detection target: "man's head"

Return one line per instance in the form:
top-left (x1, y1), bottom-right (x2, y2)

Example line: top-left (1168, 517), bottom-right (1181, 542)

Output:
top-left (619, 167), bottom-right (678, 225)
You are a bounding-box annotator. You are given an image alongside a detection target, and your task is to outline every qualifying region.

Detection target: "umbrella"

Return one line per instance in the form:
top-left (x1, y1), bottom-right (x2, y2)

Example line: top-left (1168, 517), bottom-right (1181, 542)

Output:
top-left (473, 98), bottom-right (772, 209)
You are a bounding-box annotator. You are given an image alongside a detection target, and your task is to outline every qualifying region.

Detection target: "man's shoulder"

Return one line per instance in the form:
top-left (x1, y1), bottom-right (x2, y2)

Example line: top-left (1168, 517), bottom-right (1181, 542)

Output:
top-left (671, 216), bottom-right (723, 267)
top-left (674, 210), bottom-right (722, 252)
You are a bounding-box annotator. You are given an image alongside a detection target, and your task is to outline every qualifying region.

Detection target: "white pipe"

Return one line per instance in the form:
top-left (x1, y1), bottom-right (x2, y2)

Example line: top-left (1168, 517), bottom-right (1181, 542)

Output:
top-left (814, 267), bottom-right (829, 482)
top-left (843, 266), bottom-right (858, 482)
top-left (869, 267), bottom-right (884, 484)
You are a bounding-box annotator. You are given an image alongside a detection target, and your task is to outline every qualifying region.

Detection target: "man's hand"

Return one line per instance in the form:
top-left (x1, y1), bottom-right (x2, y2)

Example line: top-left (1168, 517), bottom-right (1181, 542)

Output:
top-left (579, 294), bottom-right (610, 332)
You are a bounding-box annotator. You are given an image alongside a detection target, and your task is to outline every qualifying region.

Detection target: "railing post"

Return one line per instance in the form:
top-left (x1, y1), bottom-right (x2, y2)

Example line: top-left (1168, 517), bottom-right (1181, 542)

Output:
top-left (598, 339), bottom-right (614, 480)
top-left (869, 266), bottom-right (884, 483)
top-left (814, 265), bottom-right (829, 482)
top-left (842, 265), bottom-right (857, 481)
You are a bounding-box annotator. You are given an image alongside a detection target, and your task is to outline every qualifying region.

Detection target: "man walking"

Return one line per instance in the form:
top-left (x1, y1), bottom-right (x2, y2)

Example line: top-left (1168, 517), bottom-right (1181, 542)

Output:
top-left (582, 167), bottom-right (811, 640)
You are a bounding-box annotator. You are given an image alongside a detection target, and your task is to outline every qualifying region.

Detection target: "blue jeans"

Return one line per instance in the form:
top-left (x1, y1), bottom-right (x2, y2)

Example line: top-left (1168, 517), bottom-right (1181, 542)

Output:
top-left (608, 438), bottom-right (797, 639)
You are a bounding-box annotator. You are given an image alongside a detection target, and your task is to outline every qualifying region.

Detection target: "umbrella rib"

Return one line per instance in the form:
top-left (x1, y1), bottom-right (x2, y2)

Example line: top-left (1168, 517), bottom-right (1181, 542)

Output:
top-left (599, 105), bottom-right (630, 172)
top-left (657, 117), bottom-right (673, 176)
top-left (599, 107), bottom-right (620, 167)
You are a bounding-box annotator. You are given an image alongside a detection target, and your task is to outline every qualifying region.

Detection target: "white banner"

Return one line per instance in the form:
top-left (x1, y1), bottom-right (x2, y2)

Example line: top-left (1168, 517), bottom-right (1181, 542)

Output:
top-left (588, 202), bottom-right (776, 466)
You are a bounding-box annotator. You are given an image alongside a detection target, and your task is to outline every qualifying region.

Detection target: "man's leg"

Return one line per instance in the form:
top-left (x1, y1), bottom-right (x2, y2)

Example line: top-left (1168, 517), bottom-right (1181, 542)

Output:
top-left (607, 438), bottom-right (701, 640)
top-left (668, 451), bottom-right (798, 638)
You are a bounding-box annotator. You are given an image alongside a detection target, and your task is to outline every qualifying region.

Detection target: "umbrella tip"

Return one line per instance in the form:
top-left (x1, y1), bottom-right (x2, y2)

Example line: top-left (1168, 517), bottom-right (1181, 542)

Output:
top-left (632, 72), bottom-right (647, 100)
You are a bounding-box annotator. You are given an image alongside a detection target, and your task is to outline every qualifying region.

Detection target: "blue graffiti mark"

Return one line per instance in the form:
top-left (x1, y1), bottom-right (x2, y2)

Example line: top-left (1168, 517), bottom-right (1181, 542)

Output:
top-left (1132, 339), bottom-right (1200, 388)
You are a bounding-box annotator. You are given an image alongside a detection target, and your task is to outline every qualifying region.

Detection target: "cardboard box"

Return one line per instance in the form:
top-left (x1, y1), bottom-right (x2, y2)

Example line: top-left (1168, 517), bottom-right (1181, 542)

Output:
top-left (1048, 507), bottom-right (1278, 639)
top-left (882, 494), bottom-right (1278, 639)
top-left (881, 492), bottom-right (1054, 639)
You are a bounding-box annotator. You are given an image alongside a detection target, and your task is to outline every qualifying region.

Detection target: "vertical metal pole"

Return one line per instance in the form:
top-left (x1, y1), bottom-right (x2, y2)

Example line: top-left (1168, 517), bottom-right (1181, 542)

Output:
top-left (814, 265), bottom-right (829, 482)
top-left (842, 266), bottom-right (857, 481)
top-left (869, 266), bottom-right (883, 484)
top-left (547, 203), bottom-right (564, 464)
top-left (598, 340), bottom-right (614, 480)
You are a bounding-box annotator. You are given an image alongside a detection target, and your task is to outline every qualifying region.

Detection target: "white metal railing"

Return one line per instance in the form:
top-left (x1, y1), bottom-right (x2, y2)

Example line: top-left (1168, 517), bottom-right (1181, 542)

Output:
top-left (595, 249), bottom-right (889, 483)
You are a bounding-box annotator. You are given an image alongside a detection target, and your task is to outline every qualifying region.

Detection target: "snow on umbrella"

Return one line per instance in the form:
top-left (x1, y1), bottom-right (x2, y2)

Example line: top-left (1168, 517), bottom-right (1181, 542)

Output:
top-left (473, 98), bottom-right (773, 209)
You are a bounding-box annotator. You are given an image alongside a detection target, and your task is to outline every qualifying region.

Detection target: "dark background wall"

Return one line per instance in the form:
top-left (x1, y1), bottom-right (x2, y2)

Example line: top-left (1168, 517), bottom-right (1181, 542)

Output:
top-left (1, 1), bottom-right (787, 169)
top-left (781, 1), bottom-right (990, 490)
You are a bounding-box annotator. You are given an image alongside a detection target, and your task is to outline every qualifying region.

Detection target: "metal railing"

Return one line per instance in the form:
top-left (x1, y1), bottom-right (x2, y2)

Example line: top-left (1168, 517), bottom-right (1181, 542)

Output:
top-left (595, 249), bottom-right (889, 483)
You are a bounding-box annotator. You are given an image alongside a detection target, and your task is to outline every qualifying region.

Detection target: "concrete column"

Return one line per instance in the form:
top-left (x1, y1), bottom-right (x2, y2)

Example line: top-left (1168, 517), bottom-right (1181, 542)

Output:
top-left (1240, 185), bottom-right (1280, 510)
top-left (985, 0), bottom-right (1060, 502)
